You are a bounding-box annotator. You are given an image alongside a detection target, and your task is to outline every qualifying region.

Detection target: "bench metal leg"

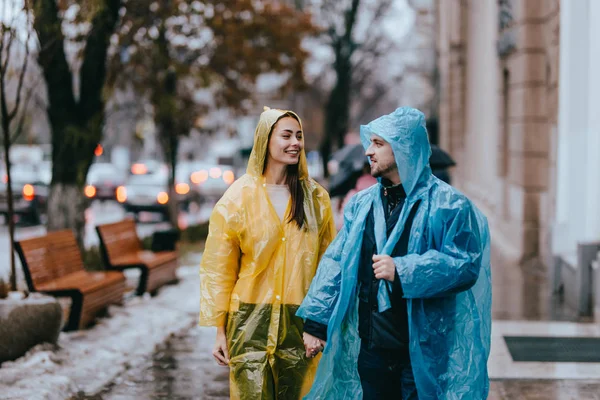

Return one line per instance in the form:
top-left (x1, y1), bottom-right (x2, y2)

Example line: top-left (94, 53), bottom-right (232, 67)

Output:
top-left (64, 291), bottom-right (83, 332)
top-left (136, 266), bottom-right (150, 296)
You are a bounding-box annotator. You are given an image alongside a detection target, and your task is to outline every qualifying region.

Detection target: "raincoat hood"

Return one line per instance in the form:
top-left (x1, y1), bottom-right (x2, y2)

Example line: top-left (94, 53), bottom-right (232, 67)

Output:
top-left (247, 107), bottom-right (309, 180)
top-left (360, 107), bottom-right (432, 197)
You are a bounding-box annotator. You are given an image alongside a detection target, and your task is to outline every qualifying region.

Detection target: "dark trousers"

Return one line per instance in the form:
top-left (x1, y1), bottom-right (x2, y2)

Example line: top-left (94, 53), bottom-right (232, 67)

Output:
top-left (357, 343), bottom-right (418, 400)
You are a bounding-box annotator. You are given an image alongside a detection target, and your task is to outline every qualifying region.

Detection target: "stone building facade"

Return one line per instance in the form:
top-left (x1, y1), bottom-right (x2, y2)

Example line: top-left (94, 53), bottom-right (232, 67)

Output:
top-left (436, 0), bottom-right (560, 267)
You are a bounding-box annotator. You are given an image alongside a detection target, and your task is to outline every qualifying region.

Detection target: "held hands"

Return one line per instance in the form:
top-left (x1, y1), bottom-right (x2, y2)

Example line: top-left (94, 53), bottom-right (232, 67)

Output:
top-left (372, 254), bottom-right (395, 282)
top-left (213, 327), bottom-right (230, 366)
top-left (303, 332), bottom-right (325, 359)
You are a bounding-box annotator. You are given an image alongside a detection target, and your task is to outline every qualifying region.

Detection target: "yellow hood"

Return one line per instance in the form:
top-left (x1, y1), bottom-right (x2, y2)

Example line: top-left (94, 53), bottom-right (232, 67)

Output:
top-left (246, 107), bottom-right (309, 179)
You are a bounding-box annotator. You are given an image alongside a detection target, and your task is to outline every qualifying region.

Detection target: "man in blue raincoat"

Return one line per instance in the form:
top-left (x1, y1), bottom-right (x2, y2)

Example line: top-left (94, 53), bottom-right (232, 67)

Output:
top-left (298, 107), bottom-right (492, 399)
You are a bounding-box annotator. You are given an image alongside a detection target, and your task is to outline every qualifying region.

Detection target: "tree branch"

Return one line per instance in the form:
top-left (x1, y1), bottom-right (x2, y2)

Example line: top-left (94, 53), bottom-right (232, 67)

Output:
top-left (10, 81), bottom-right (37, 143)
top-left (1, 25), bottom-right (15, 75)
top-left (359, 0), bottom-right (392, 46)
top-left (8, 24), bottom-right (31, 120)
top-left (342, 0), bottom-right (360, 46)
top-left (32, 0), bottom-right (77, 116)
top-left (354, 77), bottom-right (402, 123)
top-left (0, 56), bottom-right (9, 127)
top-left (79, 0), bottom-right (121, 121)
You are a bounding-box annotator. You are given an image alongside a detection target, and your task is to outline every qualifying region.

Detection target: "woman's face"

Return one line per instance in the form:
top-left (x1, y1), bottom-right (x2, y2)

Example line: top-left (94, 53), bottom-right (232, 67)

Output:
top-left (267, 117), bottom-right (304, 166)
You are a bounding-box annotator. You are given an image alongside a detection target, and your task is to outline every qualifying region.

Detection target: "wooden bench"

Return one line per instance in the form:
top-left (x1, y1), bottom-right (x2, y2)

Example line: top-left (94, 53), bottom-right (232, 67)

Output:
top-left (15, 230), bottom-right (127, 331)
top-left (96, 219), bottom-right (179, 296)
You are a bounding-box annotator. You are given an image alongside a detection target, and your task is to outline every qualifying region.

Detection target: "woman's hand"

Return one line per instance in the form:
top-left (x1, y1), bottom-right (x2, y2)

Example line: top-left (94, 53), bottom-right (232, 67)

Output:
top-left (303, 332), bottom-right (325, 358)
top-left (213, 327), bottom-right (230, 366)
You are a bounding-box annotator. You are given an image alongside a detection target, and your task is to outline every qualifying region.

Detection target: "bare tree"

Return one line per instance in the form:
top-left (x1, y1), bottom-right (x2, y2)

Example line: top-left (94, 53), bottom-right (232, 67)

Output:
top-left (109, 0), bottom-right (316, 226)
top-left (0, 0), bottom-right (34, 291)
top-left (305, 0), bottom-right (396, 176)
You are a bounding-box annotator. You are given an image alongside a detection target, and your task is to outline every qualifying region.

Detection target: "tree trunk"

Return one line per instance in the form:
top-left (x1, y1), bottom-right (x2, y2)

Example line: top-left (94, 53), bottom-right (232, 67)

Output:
top-left (1, 57), bottom-right (17, 291)
top-left (321, 53), bottom-right (352, 178)
top-left (153, 25), bottom-right (180, 228)
top-left (1, 128), bottom-right (17, 291)
top-left (166, 139), bottom-right (179, 228)
top-left (320, 134), bottom-right (332, 179)
top-left (33, 0), bottom-right (120, 247)
top-left (319, 0), bottom-right (360, 178)
top-left (46, 183), bottom-right (88, 250)
top-left (160, 131), bottom-right (179, 228)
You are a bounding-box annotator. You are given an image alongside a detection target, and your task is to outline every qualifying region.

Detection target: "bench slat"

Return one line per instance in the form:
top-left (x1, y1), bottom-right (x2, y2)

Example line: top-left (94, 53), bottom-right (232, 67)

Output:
top-left (96, 219), bottom-right (141, 262)
top-left (18, 230), bottom-right (84, 287)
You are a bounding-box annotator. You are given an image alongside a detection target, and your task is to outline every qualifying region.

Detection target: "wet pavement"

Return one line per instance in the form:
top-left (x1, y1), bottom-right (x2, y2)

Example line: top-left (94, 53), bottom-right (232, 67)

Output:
top-left (73, 327), bottom-right (230, 400)
top-left (73, 326), bottom-right (600, 399)
top-left (489, 380), bottom-right (600, 399)
top-left (71, 247), bottom-right (599, 399)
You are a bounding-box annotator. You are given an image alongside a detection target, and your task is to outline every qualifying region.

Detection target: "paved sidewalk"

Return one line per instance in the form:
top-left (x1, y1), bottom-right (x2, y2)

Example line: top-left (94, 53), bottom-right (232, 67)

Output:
top-left (77, 324), bottom-right (600, 400)
top-left (2, 247), bottom-right (599, 399)
top-left (76, 327), bottom-right (229, 400)
top-left (0, 264), bottom-right (202, 400)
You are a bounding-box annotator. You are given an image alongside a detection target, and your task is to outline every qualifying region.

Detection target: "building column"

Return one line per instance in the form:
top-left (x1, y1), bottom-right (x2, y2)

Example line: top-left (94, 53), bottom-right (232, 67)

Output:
top-left (554, 0), bottom-right (600, 257)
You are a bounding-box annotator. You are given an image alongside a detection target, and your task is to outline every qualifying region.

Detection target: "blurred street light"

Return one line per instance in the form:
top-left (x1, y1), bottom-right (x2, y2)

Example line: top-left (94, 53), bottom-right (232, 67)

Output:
top-left (157, 191), bottom-right (169, 205)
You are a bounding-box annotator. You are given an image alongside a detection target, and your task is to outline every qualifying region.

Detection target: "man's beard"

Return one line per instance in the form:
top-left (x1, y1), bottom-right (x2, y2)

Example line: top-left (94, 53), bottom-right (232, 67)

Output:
top-left (371, 160), bottom-right (397, 178)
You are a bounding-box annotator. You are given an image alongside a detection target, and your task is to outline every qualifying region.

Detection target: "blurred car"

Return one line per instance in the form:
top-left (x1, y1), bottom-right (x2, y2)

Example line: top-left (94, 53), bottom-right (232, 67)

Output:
top-left (117, 162), bottom-right (201, 219)
top-left (84, 162), bottom-right (127, 201)
top-left (188, 162), bottom-right (236, 201)
top-left (0, 163), bottom-right (49, 225)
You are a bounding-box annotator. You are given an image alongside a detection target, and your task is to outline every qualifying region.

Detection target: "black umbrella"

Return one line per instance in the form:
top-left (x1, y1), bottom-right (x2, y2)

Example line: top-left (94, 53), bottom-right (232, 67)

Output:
top-left (328, 144), bottom-right (368, 197)
top-left (430, 144), bottom-right (455, 170)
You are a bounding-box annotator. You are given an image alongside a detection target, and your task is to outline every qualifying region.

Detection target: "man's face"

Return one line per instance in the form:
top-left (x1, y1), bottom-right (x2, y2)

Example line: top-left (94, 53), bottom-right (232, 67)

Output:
top-left (365, 134), bottom-right (397, 179)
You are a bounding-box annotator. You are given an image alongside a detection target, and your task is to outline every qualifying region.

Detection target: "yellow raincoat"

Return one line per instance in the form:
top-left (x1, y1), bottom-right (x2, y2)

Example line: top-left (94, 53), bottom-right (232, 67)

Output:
top-left (199, 108), bottom-right (336, 399)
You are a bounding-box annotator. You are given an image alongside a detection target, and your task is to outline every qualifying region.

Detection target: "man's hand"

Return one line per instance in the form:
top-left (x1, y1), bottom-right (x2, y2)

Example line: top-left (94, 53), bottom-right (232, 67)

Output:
top-left (372, 254), bottom-right (396, 282)
top-left (303, 332), bottom-right (325, 358)
top-left (213, 327), bottom-right (230, 366)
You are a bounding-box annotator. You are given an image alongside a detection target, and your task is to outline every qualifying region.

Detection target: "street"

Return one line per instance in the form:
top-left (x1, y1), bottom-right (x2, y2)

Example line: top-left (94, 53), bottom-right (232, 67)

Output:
top-left (0, 200), bottom-right (213, 283)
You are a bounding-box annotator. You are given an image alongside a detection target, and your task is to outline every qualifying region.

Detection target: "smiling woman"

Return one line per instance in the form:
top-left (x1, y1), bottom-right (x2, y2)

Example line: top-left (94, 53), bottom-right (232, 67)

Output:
top-left (199, 107), bottom-right (336, 400)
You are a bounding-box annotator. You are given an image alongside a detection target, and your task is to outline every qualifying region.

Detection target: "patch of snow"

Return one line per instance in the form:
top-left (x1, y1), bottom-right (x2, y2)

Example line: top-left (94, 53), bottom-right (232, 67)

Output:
top-left (0, 265), bottom-right (202, 400)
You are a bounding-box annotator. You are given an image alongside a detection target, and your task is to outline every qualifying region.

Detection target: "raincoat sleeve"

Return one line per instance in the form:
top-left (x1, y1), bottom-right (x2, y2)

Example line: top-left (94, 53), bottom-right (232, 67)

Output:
top-left (297, 196), bottom-right (356, 325)
top-left (199, 202), bottom-right (241, 327)
top-left (394, 200), bottom-right (483, 299)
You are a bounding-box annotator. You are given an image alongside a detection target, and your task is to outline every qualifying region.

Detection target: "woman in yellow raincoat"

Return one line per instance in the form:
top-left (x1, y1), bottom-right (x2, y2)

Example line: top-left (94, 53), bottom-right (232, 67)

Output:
top-left (199, 107), bottom-right (336, 399)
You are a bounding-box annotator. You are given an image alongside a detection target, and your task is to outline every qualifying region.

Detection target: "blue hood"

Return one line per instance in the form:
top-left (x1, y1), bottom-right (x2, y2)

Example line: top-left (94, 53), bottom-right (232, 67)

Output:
top-left (360, 107), bottom-right (432, 197)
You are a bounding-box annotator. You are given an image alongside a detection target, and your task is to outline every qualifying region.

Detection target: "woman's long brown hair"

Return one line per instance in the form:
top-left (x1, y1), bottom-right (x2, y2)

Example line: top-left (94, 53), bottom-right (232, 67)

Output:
top-left (263, 113), bottom-right (305, 229)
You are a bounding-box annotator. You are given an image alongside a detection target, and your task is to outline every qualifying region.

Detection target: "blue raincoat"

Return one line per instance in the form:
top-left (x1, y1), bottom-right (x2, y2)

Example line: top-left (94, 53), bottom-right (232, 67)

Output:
top-left (297, 107), bottom-right (492, 399)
